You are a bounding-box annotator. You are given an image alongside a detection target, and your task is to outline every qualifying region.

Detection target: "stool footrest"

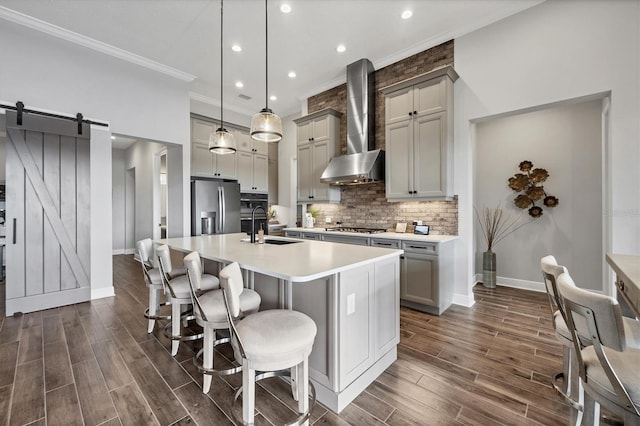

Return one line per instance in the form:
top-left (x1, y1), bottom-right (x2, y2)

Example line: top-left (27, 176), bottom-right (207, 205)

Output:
top-left (232, 370), bottom-right (316, 426)
top-left (551, 372), bottom-right (583, 411)
top-left (144, 301), bottom-right (171, 320)
top-left (163, 320), bottom-right (204, 342)
top-left (194, 338), bottom-right (242, 376)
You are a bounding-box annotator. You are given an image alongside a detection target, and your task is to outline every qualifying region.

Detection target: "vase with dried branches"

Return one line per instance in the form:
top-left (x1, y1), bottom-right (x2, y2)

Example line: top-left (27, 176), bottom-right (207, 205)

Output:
top-left (476, 206), bottom-right (531, 288)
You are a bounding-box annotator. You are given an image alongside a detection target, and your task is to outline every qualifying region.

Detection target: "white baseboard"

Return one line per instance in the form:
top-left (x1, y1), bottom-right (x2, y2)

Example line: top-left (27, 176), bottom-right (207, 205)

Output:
top-left (452, 293), bottom-right (475, 307)
top-left (91, 286), bottom-right (115, 300)
top-left (474, 273), bottom-right (545, 293)
top-left (112, 248), bottom-right (135, 255)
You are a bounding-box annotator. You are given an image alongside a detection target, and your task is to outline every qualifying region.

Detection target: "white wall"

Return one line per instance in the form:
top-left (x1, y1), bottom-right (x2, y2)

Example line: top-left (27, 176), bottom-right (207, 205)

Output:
top-left (475, 99), bottom-right (603, 291)
top-left (0, 18), bottom-right (194, 296)
top-left (112, 149), bottom-right (126, 252)
top-left (454, 0), bottom-right (639, 303)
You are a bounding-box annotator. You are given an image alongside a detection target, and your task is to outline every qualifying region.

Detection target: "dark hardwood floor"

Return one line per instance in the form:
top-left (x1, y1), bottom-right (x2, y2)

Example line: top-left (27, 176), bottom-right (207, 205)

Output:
top-left (0, 254), bottom-right (571, 425)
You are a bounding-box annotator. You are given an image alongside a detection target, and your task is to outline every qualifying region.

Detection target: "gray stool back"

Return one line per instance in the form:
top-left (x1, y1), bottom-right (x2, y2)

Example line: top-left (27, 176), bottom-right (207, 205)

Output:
top-left (137, 238), bottom-right (169, 333)
top-left (557, 272), bottom-right (640, 426)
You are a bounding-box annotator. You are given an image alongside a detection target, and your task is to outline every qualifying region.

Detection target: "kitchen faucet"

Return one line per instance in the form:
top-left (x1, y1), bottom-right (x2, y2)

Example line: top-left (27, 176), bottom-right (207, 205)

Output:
top-left (250, 205), bottom-right (267, 243)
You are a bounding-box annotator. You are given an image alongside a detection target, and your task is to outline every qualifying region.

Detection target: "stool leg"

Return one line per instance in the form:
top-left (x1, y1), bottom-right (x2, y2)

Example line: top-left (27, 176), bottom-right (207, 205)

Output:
top-left (562, 344), bottom-right (571, 395)
top-left (181, 303), bottom-right (189, 327)
top-left (291, 364), bottom-right (299, 401)
top-left (297, 358), bottom-right (309, 425)
top-left (171, 301), bottom-right (181, 356)
top-left (243, 366), bottom-right (255, 425)
top-left (148, 287), bottom-right (159, 333)
top-left (583, 390), bottom-right (600, 426)
top-left (202, 327), bottom-right (214, 394)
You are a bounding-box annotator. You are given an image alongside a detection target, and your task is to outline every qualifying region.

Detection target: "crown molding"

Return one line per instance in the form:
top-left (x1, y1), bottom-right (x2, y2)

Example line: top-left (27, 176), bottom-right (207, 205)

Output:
top-left (189, 92), bottom-right (253, 117)
top-left (0, 6), bottom-right (196, 82)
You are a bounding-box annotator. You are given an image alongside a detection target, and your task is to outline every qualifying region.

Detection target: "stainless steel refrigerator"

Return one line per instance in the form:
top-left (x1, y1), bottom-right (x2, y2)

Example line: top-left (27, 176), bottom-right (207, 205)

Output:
top-left (191, 179), bottom-right (241, 235)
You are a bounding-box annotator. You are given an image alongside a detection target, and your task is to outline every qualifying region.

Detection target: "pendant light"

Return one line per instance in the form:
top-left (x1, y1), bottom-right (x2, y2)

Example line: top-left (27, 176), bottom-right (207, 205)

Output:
top-left (250, 0), bottom-right (282, 143)
top-left (209, 0), bottom-right (236, 154)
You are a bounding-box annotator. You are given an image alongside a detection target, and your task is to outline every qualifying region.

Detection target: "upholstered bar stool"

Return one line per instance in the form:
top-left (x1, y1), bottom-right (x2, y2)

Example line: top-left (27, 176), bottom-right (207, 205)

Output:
top-left (219, 262), bottom-right (317, 426)
top-left (540, 255), bottom-right (581, 406)
top-left (157, 245), bottom-right (220, 356)
top-left (183, 253), bottom-right (261, 393)
top-left (137, 238), bottom-right (172, 333)
top-left (557, 272), bottom-right (640, 426)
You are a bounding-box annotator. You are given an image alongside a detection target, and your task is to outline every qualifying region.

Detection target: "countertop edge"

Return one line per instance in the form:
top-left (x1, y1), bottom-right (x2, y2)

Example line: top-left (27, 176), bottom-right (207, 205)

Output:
top-left (283, 227), bottom-right (458, 243)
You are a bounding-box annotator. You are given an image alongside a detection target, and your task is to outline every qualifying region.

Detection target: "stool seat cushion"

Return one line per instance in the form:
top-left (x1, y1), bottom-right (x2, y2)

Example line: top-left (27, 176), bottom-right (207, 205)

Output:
top-left (197, 288), bottom-right (261, 327)
top-left (168, 274), bottom-right (220, 299)
top-left (236, 310), bottom-right (317, 372)
top-left (146, 267), bottom-right (163, 287)
top-left (200, 274), bottom-right (221, 291)
top-left (168, 267), bottom-right (187, 279)
top-left (555, 311), bottom-right (640, 348)
top-left (582, 345), bottom-right (640, 410)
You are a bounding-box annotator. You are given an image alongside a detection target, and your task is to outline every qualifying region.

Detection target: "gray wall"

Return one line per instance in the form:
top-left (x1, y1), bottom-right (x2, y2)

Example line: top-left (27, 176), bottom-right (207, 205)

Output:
top-left (474, 99), bottom-right (603, 290)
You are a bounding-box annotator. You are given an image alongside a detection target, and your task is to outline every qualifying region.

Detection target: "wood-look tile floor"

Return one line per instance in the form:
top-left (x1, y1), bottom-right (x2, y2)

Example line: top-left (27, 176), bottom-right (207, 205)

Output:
top-left (0, 254), bottom-right (571, 425)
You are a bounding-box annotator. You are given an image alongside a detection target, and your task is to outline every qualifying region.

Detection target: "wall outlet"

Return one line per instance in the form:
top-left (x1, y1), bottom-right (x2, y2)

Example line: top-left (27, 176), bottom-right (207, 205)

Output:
top-left (325, 216), bottom-right (332, 223)
top-left (347, 293), bottom-right (355, 315)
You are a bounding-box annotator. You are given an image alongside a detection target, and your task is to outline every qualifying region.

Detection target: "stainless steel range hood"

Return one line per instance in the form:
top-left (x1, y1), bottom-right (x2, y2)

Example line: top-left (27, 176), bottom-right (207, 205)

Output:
top-left (320, 59), bottom-right (384, 185)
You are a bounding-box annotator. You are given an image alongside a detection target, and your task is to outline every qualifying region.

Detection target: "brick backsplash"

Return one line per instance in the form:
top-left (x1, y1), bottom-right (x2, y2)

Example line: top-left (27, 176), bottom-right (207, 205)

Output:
top-left (306, 40), bottom-right (458, 235)
top-left (309, 184), bottom-right (458, 235)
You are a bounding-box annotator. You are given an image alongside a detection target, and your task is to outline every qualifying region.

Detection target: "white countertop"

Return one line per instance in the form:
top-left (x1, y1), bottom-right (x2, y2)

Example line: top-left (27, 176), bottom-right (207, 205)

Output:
top-left (283, 227), bottom-right (458, 243)
top-left (158, 233), bottom-right (403, 282)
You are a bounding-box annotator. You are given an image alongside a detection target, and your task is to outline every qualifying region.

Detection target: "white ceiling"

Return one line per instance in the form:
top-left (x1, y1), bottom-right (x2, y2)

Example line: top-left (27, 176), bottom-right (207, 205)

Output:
top-left (0, 0), bottom-right (543, 119)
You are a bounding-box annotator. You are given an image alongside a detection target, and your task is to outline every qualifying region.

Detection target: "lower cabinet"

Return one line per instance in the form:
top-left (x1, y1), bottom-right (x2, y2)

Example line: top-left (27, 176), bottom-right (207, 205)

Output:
top-left (400, 251), bottom-right (437, 307)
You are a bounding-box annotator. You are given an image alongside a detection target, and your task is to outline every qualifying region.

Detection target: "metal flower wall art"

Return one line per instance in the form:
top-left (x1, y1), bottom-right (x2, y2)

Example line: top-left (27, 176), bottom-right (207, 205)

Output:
top-left (508, 161), bottom-right (559, 218)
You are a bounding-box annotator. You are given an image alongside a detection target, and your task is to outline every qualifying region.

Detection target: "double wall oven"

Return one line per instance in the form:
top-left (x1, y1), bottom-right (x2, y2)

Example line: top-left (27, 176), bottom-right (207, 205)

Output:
top-left (240, 193), bottom-right (269, 236)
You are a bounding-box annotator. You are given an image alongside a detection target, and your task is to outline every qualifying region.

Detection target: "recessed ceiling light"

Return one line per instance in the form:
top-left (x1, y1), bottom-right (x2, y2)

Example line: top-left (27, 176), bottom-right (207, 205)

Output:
top-left (280, 4), bottom-right (291, 13)
top-left (401, 10), bottom-right (413, 19)
top-left (231, 44), bottom-right (242, 52)
top-left (270, 95), bottom-right (277, 101)
top-left (336, 44), bottom-right (346, 53)
top-left (288, 71), bottom-right (296, 78)
top-left (111, 135), bottom-right (116, 140)
top-left (235, 81), bottom-right (244, 88)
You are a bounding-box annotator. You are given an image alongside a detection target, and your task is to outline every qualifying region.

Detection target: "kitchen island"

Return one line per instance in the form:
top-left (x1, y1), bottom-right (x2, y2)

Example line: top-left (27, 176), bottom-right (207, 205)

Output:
top-left (158, 233), bottom-right (403, 413)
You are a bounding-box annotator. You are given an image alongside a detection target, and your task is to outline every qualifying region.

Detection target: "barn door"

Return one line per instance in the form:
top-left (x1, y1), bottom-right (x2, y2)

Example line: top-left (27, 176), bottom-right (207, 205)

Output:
top-left (4, 110), bottom-right (91, 315)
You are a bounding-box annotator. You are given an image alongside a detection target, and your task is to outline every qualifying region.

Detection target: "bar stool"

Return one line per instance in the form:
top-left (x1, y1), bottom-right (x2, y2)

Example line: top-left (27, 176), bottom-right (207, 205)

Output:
top-left (540, 255), bottom-right (581, 407)
top-left (557, 272), bottom-right (640, 426)
top-left (183, 252), bottom-right (261, 393)
top-left (136, 238), bottom-right (171, 333)
top-left (157, 245), bottom-right (220, 356)
top-left (219, 262), bottom-right (317, 426)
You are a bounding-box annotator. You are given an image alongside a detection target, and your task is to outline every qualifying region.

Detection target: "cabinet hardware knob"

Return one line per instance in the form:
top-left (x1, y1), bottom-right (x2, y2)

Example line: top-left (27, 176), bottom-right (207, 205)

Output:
top-left (408, 112), bottom-right (412, 116)
top-left (414, 111), bottom-right (417, 115)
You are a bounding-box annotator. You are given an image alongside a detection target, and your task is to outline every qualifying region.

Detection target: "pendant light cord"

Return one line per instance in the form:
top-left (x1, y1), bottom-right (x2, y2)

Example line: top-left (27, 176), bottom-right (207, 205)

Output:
top-left (220, 0), bottom-right (225, 128)
top-left (264, 0), bottom-right (269, 111)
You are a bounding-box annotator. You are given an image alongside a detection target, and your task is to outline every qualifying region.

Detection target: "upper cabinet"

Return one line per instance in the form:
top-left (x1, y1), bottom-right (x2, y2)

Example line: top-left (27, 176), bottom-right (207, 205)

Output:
top-left (190, 118), bottom-right (237, 179)
top-left (381, 66), bottom-right (458, 201)
top-left (294, 109), bottom-right (341, 203)
top-left (235, 128), bottom-right (268, 193)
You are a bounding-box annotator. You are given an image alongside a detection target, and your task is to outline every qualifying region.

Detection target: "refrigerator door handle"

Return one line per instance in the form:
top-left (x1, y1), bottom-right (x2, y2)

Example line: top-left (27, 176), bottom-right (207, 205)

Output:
top-left (219, 186), bottom-right (225, 233)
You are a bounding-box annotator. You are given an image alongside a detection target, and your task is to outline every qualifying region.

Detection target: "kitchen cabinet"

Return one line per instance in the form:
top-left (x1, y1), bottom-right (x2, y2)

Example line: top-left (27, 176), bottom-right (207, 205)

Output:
top-left (236, 128), bottom-right (268, 193)
top-left (381, 66), bottom-right (458, 201)
top-left (268, 143), bottom-right (278, 204)
top-left (190, 117), bottom-right (237, 179)
top-left (294, 109), bottom-right (341, 203)
top-left (399, 240), bottom-right (453, 315)
top-left (284, 228), bottom-right (455, 315)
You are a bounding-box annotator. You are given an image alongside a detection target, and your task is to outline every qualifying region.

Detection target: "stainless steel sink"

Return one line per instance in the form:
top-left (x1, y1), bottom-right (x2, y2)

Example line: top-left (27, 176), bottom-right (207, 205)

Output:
top-left (240, 237), bottom-right (301, 245)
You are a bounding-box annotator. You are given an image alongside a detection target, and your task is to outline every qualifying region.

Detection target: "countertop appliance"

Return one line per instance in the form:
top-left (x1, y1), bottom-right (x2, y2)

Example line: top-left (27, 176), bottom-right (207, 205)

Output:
top-left (191, 179), bottom-right (241, 235)
top-left (324, 226), bottom-right (386, 234)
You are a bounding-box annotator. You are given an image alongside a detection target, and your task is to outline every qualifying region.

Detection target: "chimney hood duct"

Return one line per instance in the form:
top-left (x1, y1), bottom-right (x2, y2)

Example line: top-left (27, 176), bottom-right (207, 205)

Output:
top-left (321, 58), bottom-right (384, 185)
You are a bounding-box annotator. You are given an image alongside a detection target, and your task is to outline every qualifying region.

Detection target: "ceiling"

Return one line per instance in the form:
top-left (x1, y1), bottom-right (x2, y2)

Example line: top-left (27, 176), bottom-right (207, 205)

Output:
top-left (0, 0), bottom-right (542, 120)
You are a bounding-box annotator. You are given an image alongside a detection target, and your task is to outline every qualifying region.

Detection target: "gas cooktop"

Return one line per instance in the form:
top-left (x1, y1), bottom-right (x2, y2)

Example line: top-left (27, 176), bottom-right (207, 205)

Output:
top-left (324, 227), bottom-right (386, 234)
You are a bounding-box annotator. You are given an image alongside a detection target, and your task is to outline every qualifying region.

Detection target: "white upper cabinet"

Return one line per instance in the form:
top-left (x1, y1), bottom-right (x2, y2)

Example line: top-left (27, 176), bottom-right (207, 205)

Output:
top-left (236, 128), bottom-right (268, 193)
top-left (190, 116), bottom-right (238, 179)
top-left (381, 66), bottom-right (458, 201)
top-left (236, 129), bottom-right (269, 155)
top-left (294, 109), bottom-right (341, 203)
